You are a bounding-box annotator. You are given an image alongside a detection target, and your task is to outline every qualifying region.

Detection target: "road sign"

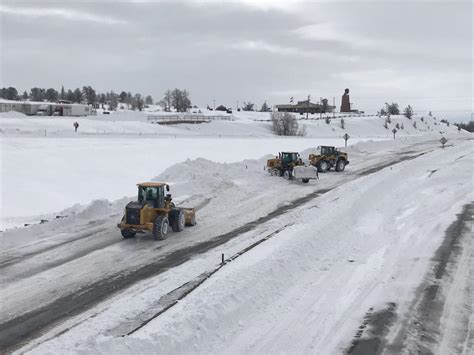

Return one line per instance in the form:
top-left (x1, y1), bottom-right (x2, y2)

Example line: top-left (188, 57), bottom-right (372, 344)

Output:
top-left (392, 128), bottom-right (397, 139)
top-left (440, 137), bottom-right (447, 148)
top-left (343, 133), bottom-right (350, 147)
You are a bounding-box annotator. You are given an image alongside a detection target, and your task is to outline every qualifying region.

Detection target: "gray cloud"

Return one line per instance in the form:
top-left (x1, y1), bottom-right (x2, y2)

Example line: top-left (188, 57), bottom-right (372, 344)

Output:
top-left (1, 0), bottom-right (472, 115)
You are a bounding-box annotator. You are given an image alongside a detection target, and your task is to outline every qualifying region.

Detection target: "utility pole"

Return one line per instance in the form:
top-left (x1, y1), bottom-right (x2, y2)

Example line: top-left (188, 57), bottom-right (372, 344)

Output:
top-left (320, 97), bottom-right (323, 120)
top-left (333, 97), bottom-right (335, 118)
top-left (213, 99), bottom-right (215, 111)
top-left (236, 100), bottom-right (239, 111)
top-left (306, 94), bottom-right (310, 120)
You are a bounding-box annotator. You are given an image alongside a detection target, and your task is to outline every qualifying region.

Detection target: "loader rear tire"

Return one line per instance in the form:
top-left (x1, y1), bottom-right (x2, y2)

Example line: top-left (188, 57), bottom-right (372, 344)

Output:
top-left (121, 229), bottom-right (136, 239)
top-left (170, 208), bottom-right (185, 232)
top-left (153, 215), bottom-right (169, 240)
top-left (317, 160), bottom-right (329, 173)
top-left (335, 159), bottom-right (346, 172)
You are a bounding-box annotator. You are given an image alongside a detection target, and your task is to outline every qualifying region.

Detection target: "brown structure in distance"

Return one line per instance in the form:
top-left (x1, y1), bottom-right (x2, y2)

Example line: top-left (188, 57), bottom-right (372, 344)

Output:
top-left (340, 88), bottom-right (351, 112)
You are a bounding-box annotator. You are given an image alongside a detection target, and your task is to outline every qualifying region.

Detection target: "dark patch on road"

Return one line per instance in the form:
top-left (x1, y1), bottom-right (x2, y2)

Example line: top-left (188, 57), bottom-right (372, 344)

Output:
top-left (428, 169), bottom-right (438, 178)
top-left (387, 202), bottom-right (473, 354)
top-left (0, 151), bottom-right (433, 354)
top-left (347, 303), bottom-right (397, 355)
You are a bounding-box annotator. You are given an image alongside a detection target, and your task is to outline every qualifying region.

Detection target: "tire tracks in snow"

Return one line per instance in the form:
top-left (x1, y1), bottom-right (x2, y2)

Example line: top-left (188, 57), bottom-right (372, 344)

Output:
top-left (346, 202), bottom-right (473, 355)
top-left (386, 202), bottom-right (473, 354)
top-left (0, 148), bottom-right (434, 353)
top-left (0, 224), bottom-right (110, 270)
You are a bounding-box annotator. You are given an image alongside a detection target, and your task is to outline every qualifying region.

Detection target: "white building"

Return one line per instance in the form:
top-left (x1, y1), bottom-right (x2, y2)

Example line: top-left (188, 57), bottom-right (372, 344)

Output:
top-left (0, 99), bottom-right (93, 116)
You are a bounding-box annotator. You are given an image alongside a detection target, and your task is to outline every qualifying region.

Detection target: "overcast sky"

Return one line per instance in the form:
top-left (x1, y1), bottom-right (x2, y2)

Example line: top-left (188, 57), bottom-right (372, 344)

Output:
top-left (1, 0), bottom-right (472, 117)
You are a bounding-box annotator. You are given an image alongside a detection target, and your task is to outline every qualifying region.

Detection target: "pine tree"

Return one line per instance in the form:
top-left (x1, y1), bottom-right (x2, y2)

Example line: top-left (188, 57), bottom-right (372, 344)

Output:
top-left (66, 90), bottom-right (74, 102)
top-left (404, 105), bottom-right (413, 119)
top-left (30, 87), bottom-right (45, 101)
top-left (73, 88), bottom-right (83, 103)
top-left (45, 88), bottom-right (59, 102)
top-left (259, 101), bottom-right (270, 112)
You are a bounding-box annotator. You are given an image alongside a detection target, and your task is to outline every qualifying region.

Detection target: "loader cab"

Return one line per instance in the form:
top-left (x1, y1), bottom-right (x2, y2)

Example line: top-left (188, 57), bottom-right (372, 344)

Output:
top-left (279, 152), bottom-right (300, 168)
top-left (137, 183), bottom-right (170, 208)
top-left (320, 146), bottom-right (336, 155)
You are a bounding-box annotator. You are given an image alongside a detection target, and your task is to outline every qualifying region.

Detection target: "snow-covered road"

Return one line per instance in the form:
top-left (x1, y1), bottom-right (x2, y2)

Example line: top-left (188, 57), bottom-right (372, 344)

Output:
top-left (1, 136), bottom-right (471, 354)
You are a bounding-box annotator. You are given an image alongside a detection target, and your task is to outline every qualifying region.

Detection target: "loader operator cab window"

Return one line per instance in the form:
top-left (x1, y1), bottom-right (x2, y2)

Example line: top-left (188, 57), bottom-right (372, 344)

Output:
top-left (139, 186), bottom-right (158, 202)
top-left (321, 146), bottom-right (334, 155)
top-left (138, 186), bottom-right (165, 208)
top-left (282, 152), bottom-right (298, 163)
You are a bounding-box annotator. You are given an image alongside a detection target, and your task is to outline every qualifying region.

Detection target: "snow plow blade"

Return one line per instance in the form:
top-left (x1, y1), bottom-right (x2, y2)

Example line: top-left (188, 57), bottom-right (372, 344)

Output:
top-left (183, 208), bottom-right (197, 226)
top-left (293, 166), bottom-right (318, 180)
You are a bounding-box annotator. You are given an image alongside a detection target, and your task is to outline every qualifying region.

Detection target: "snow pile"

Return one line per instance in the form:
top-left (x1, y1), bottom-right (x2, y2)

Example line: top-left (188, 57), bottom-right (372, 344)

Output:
top-left (156, 157), bottom-right (267, 193)
top-left (0, 111), bottom-right (28, 119)
top-left (61, 199), bottom-right (115, 221)
top-left (0, 198), bottom-right (125, 251)
top-left (2, 136), bottom-right (342, 230)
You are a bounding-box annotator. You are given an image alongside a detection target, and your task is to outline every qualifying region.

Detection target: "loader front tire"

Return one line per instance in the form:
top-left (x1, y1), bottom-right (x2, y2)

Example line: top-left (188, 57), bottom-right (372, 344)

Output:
top-left (153, 215), bottom-right (169, 240)
top-left (335, 159), bottom-right (346, 172)
top-left (170, 208), bottom-right (185, 232)
top-left (283, 170), bottom-right (291, 180)
top-left (121, 229), bottom-right (136, 239)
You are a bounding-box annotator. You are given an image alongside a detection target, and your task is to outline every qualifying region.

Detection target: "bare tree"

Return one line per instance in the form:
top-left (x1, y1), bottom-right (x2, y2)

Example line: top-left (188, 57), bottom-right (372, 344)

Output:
top-left (169, 88), bottom-right (191, 112)
top-left (271, 112), bottom-right (301, 136)
top-left (404, 105), bottom-right (414, 119)
top-left (385, 102), bottom-right (400, 115)
top-left (145, 95), bottom-right (153, 105)
top-left (242, 102), bottom-right (255, 111)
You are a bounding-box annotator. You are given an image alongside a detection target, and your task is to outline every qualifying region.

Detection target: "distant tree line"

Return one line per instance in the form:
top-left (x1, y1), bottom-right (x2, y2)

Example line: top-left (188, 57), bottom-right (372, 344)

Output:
top-left (455, 121), bottom-right (474, 132)
top-left (0, 86), bottom-right (154, 111)
top-left (379, 102), bottom-right (414, 119)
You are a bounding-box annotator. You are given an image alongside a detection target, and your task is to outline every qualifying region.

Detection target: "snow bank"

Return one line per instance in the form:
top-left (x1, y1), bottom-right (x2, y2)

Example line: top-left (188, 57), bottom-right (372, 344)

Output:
top-left (0, 111), bottom-right (28, 119)
top-left (0, 198), bottom-right (126, 251)
top-left (1, 136), bottom-right (344, 230)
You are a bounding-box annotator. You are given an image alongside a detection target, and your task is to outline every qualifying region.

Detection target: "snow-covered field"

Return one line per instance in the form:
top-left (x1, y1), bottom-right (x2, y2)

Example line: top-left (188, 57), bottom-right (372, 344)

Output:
top-left (0, 109), bottom-right (471, 354)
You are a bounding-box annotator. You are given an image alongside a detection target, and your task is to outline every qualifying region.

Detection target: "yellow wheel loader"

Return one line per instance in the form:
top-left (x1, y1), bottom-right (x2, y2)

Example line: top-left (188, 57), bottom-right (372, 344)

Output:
top-left (117, 182), bottom-right (196, 240)
top-left (309, 146), bottom-right (349, 173)
top-left (266, 152), bottom-right (318, 183)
